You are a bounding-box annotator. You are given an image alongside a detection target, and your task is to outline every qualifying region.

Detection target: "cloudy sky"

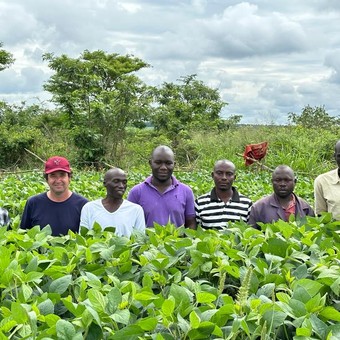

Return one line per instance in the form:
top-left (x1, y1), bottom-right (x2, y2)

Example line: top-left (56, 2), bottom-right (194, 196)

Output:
top-left (1, 0), bottom-right (340, 124)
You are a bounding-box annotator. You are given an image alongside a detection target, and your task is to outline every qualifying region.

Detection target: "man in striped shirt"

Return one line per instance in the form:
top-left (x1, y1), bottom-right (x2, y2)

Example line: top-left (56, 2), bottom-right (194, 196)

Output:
top-left (0, 207), bottom-right (10, 227)
top-left (195, 160), bottom-right (252, 229)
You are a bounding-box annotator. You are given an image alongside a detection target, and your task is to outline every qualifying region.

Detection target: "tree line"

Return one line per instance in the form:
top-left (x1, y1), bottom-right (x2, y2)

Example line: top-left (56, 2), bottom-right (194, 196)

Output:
top-left (0, 43), bottom-right (339, 170)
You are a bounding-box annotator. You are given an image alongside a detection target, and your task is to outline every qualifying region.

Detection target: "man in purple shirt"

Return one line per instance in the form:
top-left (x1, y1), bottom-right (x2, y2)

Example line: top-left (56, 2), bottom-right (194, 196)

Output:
top-left (127, 145), bottom-right (196, 229)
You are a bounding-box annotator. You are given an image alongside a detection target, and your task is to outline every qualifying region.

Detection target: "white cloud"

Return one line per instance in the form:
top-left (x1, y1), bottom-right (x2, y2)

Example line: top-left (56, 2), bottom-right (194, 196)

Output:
top-left (0, 0), bottom-right (340, 124)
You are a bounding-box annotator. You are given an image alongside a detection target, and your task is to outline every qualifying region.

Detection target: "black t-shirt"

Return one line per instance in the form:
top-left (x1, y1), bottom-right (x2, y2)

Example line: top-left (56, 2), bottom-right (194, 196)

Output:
top-left (20, 192), bottom-right (88, 235)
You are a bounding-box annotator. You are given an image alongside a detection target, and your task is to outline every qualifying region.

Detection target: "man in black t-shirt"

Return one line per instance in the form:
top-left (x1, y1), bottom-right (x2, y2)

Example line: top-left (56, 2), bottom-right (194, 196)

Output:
top-left (20, 156), bottom-right (88, 236)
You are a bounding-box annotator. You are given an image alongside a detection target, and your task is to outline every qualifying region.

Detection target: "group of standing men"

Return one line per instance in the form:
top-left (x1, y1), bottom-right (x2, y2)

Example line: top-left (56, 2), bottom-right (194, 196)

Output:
top-left (1, 142), bottom-right (340, 234)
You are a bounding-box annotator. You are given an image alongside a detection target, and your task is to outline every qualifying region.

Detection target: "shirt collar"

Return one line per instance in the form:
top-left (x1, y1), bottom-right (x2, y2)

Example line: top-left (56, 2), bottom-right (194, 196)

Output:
top-left (210, 187), bottom-right (240, 202)
top-left (331, 168), bottom-right (340, 184)
top-left (273, 192), bottom-right (296, 207)
top-left (145, 175), bottom-right (179, 187)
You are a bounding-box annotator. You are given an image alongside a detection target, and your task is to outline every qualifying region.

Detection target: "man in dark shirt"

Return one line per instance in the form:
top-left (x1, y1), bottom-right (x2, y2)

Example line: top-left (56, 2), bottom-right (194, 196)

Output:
top-left (20, 156), bottom-right (88, 235)
top-left (248, 165), bottom-right (314, 229)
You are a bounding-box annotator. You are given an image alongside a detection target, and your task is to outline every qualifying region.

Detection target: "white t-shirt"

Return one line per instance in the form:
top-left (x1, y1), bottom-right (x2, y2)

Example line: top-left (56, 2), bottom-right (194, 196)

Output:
top-left (80, 199), bottom-right (145, 237)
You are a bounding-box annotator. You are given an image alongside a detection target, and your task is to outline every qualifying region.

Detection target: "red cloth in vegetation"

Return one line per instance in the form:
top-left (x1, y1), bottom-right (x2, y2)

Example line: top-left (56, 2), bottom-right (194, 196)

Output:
top-left (243, 142), bottom-right (268, 166)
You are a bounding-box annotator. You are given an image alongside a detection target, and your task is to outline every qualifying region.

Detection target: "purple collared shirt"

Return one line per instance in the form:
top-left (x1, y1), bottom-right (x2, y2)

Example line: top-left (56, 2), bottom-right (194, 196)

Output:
top-left (127, 176), bottom-right (195, 227)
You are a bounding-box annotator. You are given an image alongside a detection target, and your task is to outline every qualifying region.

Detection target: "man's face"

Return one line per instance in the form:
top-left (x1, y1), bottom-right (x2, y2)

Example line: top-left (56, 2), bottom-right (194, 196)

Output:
top-left (46, 171), bottom-right (71, 195)
top-left (149, 149), bottom-right (175, 182)
top-left (272, 169), bottom-right (296, 198)
top-left (212, 162), bottom-right (236, 191)
top-left (105, 172), bottom-right (127, 199)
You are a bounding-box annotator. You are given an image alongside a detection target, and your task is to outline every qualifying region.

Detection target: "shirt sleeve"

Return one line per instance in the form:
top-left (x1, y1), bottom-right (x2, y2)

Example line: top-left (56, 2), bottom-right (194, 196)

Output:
top-left (134, 206), bottom-right (146, 233)
top-left (20, 200), bottom-right (32, 229)
top-left (314, 177), bottom-right (327, 215)
top-left (185, 187), bottom-right (196, 218)
top-left (194, 199), bottom-right (202, 226)
top-left (248, 204), bottom-right (258, 228)
top-left (246, 200), bottom-right (253, 222)
top-left (127, 186), bottom-right (139, 204)
top-left (79, 203), bottom-right (91, 229)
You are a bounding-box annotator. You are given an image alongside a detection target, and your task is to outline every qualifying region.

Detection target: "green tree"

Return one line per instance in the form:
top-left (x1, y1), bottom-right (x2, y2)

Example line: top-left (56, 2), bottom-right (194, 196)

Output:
top-left (43, 50), bottom-right (153, 165)
top-left (0, 42), bottom-right (14, 71)
top-left (0, 102), bottom-right (43, 168)
top-left (288, 105), bottom-right (340, 129)
top-left (150, 74), bottom-right (227, 144)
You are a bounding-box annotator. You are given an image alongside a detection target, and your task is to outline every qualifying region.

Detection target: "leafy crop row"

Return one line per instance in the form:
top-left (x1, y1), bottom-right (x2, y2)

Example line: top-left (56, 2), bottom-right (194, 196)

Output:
top-left (1, 214), bottom-right (340, 339)
top-left (0, 170), bottom-right (329, 339)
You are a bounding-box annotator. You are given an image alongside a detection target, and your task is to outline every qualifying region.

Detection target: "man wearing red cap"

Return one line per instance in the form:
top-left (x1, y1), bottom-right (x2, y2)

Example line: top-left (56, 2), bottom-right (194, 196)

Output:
top-left (20, 156), bottom-right (88, 236)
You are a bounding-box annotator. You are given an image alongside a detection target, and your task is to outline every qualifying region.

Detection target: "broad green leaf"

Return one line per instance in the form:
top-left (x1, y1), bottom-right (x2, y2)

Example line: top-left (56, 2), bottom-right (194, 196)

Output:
top-left (11, 302), bottom-right (28, 323)
top-left (134, 291), bottom-right (158, 301)
top-left (107, 287), bottom-right (122, 314)
top-left (187, 321), bottom-right (216, 339)
top-left (162, 298), bottom-right (175, 317)
top-left (86, 323), bottom-right (103, 340)
top-left (292, 264), bottom-right (308, 279)
top-left (174, 238), bottom-right (192, 249)
top-left (110, 325), bottom-right (143, 339)
top-left (330, 276), bottom-right (340, 295)
top-left (0, 319), bottom-right (17, 333)
top-left (276, 292), bottom-right (290, 304)
top-left (292, 279), bottom-right (324, 297)
top-left (225, 266), bottom-right (240, 279)
top-left (62, 296), bottom-right (86, 317)
top-left (83, 303), bottom-right (102, 327)
top-left (240, 318), bottom-right (250, 336)
top-left (86, 247), bottom-right (92, 262)
top-left (292, 286), bottom-right (311, 305)
top-left (177, 312), bottom-right (190, 333)
top-left (85, 271), bottom-right (102, 289)
top-left (262, 238), bottom-right (288, 258)
top-left (137, 317), bottom-right (158, 331)
top-left (88, 289), bottom-right (107, 313)
top-left (142, 273), bottom-right (153, 288)
top-left (262, 309), bottom-right (287, 329)
top-left (45, 314), bottom-right (60, 327)
top-left (81, 308), bottom-right (93, 328)
top-left (256, 283), bottom-right (275, 298)
top-left (201, 261), bottom-right (212, 272)
top-left (100, 245), bottom-right (115, 261)
top-left (305, 293), bottom-right (324, 312)
top-left (20, 283), bottom-right (33, 301)
top-left (56, 320), bottom-right (75, 340)
top-left (25, 271), bottom-right (44, 283)
top-left (296, 327), bottom-right (312, 336)
top-left (189, 310), bottom-right (200, 329)
top-left (196, 292), bottom-right (216, 304)
top-left (110, 309), bottom-right (131, 325)
top-left (200, 309), bottom-right (218, 321)
top-left (28, 310), bottom-right (37, 336)
top-left (49, 274), bottom-right (72, 294)
top-left (289, 299), bottom-right (307, 317)
top-left (25, 256), bottom-right (38, 273)
top-left (38, 299), bottom-right (55, 315)
top-left (310, 314), bottom-right (327, 339)
top-left (328, 323), bottom-right (340, 339)
top-left (319, 307), bottom-right (340, 321)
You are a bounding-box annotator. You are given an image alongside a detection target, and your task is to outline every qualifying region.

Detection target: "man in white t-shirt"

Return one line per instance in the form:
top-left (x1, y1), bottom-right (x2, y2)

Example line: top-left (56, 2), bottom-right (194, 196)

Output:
top-left (80, 168), bottom-right (145, 237)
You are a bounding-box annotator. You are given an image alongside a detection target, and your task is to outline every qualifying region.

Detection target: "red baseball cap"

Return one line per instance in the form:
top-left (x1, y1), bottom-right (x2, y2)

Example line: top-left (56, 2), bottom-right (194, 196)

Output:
top-left (45, 156), bottom-right (71, 174)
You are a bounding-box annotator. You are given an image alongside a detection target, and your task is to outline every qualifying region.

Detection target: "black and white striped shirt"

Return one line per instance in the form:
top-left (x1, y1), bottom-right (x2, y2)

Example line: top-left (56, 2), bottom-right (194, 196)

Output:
top-left (195, 187), bottom-right (252, 229)
top-left (0, 207), bottom-right (10, 227)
